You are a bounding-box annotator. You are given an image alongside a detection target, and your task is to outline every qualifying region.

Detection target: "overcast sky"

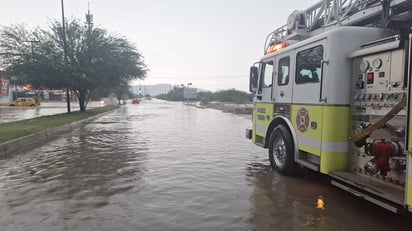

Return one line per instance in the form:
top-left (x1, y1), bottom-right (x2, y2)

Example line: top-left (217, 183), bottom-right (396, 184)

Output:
top-left (0, 0), bottom-right (319, 92)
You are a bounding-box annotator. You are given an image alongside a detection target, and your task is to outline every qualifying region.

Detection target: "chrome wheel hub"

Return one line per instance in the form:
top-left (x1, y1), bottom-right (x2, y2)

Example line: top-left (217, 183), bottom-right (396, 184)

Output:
top-left (273, 137), bottom-right (286, 168)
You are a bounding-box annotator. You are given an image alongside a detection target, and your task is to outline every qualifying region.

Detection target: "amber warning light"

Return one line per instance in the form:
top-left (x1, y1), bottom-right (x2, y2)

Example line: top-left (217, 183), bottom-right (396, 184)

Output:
top-left (266, 42), bottom-right (285, 54)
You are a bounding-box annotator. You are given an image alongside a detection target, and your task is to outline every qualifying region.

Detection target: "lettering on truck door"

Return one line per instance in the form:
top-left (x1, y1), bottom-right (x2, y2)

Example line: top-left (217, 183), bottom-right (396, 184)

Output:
top-left (254, 59), bottom-right (274, 142)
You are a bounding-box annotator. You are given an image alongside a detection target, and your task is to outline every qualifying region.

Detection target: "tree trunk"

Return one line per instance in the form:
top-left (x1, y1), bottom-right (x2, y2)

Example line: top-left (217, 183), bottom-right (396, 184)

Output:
top-left (77, 89), bottom-right (87, 112)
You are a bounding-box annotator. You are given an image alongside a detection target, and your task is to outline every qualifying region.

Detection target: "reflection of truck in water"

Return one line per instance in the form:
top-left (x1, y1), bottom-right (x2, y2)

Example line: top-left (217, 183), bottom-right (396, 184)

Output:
top-left (246, 0), bottom-right (412, 213)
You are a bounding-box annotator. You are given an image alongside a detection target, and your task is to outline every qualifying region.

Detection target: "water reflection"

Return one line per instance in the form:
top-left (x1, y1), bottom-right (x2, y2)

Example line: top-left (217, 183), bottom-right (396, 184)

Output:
top-left (317, 195), bottom-right (325, 210)
top-left (246, 161), bottom-right (412, 231)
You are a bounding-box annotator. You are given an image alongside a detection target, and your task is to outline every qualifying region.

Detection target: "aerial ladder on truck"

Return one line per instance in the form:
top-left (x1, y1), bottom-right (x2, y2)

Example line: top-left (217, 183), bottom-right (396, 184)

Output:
top-left (264, 0), bottom-right (412, 52)
top-left (247, 0), bottom-right (412, 213)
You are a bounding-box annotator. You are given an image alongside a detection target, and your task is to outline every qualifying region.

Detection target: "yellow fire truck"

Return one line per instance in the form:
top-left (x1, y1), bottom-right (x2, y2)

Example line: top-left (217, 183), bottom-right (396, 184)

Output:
top-left (246, 0), bottom-right (412, 213)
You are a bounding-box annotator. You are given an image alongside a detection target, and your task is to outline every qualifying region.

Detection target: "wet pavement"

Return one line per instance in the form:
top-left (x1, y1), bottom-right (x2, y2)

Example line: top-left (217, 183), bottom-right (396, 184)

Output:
top-left (0, 99), bottom-right (411, 231)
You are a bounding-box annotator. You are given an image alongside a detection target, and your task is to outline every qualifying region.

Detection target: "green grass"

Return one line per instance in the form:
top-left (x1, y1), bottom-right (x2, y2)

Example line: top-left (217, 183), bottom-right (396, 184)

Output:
top-left (0, 105), bottom-right (119, 143)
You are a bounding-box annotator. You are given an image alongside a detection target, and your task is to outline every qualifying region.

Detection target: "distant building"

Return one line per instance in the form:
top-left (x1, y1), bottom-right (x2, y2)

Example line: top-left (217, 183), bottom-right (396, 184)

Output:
top-left (130, 84), bottom-right (172, 96)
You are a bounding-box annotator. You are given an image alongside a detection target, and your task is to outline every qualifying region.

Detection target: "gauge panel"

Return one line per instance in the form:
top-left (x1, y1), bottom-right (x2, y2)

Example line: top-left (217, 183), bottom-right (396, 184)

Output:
top-left (360, 60), bottom-right (369, 72)
top-left (372, 58), bottom-right (382, 69)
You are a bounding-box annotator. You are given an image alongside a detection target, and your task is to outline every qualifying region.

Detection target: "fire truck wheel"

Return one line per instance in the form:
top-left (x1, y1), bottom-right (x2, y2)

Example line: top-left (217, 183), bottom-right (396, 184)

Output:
top-left (268, 124), bottom-right (297, 175)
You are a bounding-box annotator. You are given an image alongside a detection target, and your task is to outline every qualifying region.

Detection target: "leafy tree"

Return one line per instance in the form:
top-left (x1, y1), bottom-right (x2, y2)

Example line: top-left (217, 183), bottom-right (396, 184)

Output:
top-left (214, 89), bottom-right (252, 104)
top-left (198, 91), bottom-right (215, 105)
top-left (156, 85), bottom-right (184, 101)
top-left (157, 87), bottom-right (252, 104)
top-left (0, 19), bottom-right (147, 111)
top-left (113, 84), bottom-right (133, 104)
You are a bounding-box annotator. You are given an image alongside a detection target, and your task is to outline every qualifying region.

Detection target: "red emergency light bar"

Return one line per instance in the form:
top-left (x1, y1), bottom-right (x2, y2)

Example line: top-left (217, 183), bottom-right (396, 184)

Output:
top-left (266, 42), bottom-right (285, 54)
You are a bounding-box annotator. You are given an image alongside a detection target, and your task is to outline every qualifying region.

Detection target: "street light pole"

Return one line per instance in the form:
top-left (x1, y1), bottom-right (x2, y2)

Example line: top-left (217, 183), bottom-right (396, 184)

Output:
top-left (26, 40), bottom-right (40, 106)
top-left (61, 0), bottom-right (71, 113)
top-left (187, 82), bottom-right (192, 104)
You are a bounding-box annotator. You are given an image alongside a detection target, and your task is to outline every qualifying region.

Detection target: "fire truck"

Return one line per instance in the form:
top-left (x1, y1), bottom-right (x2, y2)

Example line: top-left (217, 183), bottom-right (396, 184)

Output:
top-left (246, 0), bottom-right (412, 213)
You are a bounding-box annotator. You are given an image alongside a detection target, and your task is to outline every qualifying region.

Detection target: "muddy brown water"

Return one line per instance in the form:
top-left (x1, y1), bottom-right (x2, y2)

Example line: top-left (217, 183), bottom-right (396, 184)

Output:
top-left (0, 100), bottom-right (411, 230)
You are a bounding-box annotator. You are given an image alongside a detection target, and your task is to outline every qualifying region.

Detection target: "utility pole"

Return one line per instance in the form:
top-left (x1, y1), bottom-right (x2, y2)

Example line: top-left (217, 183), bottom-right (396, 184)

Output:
top-left (84, 2), bottom-right (94, 107)
top-left (187, 82), bottom-right (192, 104)
top-left (27, 40), bottom-right (40, 106)
top-left (61, 0), bottom-right (70, 113)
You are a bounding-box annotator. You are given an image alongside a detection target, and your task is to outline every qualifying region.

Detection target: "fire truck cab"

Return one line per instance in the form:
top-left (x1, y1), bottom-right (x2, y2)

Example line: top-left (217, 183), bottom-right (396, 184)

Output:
top-left (247, 0), bottom-right (412, 213)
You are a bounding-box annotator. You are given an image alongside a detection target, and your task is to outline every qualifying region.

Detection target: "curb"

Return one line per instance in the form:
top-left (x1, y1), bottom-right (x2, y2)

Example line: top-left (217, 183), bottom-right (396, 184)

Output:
top-left (0, 110), bottom-right (115, 159)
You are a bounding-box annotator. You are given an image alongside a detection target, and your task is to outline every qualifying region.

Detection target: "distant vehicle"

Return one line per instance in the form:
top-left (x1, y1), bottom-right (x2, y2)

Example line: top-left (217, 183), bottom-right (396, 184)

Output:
top-left (1, 97), bottom-right (38, 107)
top-left (132, 98), bottom-right (140, 104)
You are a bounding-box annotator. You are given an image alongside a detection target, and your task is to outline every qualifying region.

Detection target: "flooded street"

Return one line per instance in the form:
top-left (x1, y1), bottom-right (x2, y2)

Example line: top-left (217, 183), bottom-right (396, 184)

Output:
top-left (0, 100), bottom-right (411, 231)
top-left (0, 101), bottom-right (105, 123)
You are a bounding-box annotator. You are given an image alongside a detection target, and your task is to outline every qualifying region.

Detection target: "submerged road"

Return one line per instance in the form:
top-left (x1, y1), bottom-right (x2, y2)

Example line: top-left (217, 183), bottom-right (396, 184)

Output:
top-left (0, 99), bottom-right (411, 230)
top-left (0, 101), bottom-right (105, 124)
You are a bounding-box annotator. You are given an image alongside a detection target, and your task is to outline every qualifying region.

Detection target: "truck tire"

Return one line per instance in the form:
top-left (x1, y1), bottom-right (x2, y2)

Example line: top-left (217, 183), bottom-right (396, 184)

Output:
top-left (268, 124), bottom-right (297, 175)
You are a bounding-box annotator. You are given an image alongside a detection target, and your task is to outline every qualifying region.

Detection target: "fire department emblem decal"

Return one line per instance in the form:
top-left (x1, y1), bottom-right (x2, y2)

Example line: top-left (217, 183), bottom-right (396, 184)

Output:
top-left (296, 108), bottom-right (309, 132)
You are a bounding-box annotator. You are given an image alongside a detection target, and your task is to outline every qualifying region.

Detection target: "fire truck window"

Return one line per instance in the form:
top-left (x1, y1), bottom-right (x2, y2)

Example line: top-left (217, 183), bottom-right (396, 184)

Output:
top-left (261, 61), bottom-right (274, 88)
top-left (277, 57), bottom-right (290, 86)
top-left (296, 45), bottom-right (323, 84)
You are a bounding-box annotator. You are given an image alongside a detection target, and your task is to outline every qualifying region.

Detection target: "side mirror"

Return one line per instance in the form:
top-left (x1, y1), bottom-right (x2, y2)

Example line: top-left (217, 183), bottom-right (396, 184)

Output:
top-left (249, 66), bottom-right (258, 92)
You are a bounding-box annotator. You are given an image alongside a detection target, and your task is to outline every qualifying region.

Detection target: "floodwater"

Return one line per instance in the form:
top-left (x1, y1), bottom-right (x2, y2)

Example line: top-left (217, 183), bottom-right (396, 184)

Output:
top-left (0, 101), bottom-right (105, 124)
top-left (0, 99), bottom-right (411, 231)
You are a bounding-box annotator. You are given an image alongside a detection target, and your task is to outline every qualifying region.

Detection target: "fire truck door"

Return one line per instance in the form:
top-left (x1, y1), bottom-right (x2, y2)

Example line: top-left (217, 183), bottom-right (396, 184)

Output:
top-left (292, 40), bottom-right (326, 156)
top-left (254, 59), bottom-right (275, 140)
